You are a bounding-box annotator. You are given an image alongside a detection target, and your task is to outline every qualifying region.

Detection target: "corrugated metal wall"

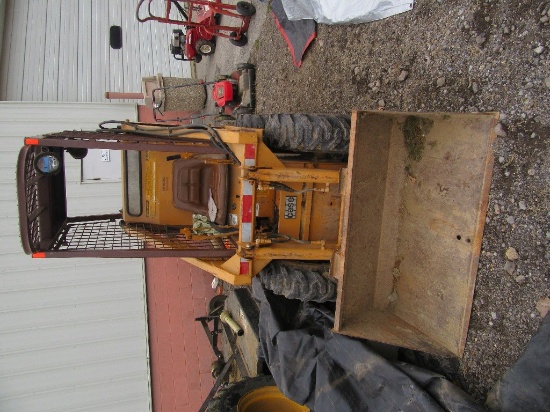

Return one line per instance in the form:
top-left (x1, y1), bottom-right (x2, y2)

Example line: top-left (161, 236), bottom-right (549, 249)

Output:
top-left (0, 102), bottom-right (151, 412)
top-left (0, 0), bottom-right (191, 102)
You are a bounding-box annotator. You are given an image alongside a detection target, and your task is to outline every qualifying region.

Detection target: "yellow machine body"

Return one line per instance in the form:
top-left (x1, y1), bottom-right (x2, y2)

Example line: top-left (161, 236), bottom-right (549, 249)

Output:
top-left (119, 111), bottom-right (498, 357)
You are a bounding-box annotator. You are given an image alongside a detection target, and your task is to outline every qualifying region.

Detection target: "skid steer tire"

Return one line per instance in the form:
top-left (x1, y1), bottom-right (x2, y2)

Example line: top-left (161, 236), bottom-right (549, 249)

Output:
top-left (236, 113), bottom-right (266, 129)
top-left (236, 113), bottom-right (351, 155)
top-left (259, 260), bottom-right (337, 303)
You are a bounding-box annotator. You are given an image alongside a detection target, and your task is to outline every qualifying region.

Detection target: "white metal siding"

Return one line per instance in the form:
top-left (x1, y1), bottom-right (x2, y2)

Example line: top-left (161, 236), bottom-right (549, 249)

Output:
top-left (0, 102), bottom-right (151, 412)
top-left (0, 0), bottom-right (191, 102)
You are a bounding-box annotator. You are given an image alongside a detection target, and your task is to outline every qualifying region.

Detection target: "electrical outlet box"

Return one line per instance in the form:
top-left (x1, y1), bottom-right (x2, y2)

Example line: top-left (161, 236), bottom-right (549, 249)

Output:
top-left (101, 149), bottom-right (110, 162)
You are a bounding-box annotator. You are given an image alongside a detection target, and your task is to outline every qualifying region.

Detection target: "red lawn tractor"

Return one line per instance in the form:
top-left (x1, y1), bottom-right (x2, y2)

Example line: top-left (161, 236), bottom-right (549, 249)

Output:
top-left (212, 63), bottom-right (255, 115)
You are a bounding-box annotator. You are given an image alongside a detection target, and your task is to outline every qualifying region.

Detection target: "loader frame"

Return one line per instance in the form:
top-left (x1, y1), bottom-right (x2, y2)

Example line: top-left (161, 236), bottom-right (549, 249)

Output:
top-left (17, 111), bottom-right (498, 356)
top-left (17, 124), bottom-right (341, 286)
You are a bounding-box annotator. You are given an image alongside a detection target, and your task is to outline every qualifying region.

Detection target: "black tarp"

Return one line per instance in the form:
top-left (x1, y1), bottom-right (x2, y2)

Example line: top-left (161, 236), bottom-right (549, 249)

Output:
top-left (270, 0), bottom-right (316, 68)
top-left (486, 314), bottom-right (550, 411)
top-left (252, 278), bottom-right (484, 412)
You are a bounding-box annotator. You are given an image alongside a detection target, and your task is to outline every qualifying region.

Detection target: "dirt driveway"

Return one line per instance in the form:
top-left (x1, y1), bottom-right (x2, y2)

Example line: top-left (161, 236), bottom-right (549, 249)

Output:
top-left (197, 0), bottom-right (549, 403)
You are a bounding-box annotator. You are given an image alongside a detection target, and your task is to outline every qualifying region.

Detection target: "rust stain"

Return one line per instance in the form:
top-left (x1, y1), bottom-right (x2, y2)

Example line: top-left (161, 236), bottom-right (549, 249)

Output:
top-left (437, 182), bottom-right (449, 195)
top-left (402, 115), bottom-right (434, 161)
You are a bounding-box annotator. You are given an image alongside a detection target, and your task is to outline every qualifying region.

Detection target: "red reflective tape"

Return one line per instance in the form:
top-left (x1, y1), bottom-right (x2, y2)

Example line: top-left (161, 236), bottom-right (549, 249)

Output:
top-left (241, 195), bottom-right (253, 223)
top-left (32, 252), bottom-right (46, 258)
top-left (239, 260), bottom-right (250, 275)
top-left (244, 144), bottom-right (256, 160)
top-left (25, 138), bottom-right (39, 146)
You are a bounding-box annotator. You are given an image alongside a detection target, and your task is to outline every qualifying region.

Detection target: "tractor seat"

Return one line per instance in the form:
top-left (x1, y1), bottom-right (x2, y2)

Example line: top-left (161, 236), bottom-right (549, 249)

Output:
top-left (172, 158), bottom-right (228, 225)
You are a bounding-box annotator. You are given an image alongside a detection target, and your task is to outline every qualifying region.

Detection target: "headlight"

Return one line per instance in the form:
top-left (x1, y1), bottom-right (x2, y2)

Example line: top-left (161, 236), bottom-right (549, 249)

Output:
top-left (34, 152), bottom-right (61, 175)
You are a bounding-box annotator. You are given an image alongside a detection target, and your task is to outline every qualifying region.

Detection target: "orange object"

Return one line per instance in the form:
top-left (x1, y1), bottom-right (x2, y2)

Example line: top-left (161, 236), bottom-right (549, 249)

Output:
top-left (24, 138), bottom-right (39, 145)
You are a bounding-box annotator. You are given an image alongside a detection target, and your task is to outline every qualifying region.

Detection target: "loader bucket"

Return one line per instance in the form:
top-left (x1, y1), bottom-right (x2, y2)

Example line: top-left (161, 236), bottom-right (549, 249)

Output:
top-left (332, 111), bottom-right (497, 356)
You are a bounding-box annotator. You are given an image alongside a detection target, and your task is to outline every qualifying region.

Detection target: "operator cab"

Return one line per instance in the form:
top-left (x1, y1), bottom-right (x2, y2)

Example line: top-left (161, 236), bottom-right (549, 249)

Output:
top-left (122, 150), bottom-right (229, 227)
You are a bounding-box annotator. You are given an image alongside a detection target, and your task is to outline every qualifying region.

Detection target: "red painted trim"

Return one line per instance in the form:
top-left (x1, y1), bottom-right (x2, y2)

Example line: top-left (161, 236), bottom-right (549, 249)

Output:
top-left (32, 252), bottom-right (46, 258)
top-left (244, 144), bottom-right (256, 160)
top-left (239, 260), bottom-right (250, 275)
top-left (241, 195), bottom-right (253, 223)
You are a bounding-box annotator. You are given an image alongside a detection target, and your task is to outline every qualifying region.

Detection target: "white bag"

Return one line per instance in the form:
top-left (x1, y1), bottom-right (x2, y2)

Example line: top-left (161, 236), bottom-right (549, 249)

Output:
top-left (281, 0), bottom-right (415, 24)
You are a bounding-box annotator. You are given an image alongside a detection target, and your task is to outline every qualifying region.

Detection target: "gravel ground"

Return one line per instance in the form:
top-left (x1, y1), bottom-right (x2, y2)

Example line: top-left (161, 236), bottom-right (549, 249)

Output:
top-left (199, 0), bottom-right (550, 404)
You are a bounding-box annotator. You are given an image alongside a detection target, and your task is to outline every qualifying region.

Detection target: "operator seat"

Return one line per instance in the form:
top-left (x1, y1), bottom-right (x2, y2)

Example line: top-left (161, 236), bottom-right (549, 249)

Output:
top-left (172, 157), bottom-right (228, 225)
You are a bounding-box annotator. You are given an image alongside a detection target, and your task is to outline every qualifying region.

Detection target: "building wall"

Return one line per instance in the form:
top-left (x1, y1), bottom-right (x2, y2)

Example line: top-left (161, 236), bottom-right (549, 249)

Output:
top-left (0, 102), bottom-right (151, 412)
top-left (145, 258), bottom-right (217, 412)
top-left (0, 1), bottom-right (6, 57)
top-left (0, 0), bottom-right (191, 102)
top-left (0, 2), bottom-right (194, 409)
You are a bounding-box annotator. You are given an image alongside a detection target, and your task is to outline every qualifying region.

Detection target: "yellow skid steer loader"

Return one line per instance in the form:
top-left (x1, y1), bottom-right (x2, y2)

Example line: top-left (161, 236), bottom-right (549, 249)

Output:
top-left (17, 111), bottom-right (497, 357)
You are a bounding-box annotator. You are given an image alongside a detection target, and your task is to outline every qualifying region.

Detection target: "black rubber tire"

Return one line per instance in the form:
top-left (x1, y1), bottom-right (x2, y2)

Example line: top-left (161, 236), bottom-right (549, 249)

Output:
top-left (236, 1), bottom-right (256, 17)
top-left (236, 62), bottom-right (255, 70)
top-left (259, 260), bottom-right (337, 303)
top-left (196, 39), bottom-right (215, 56)
top-left (235, 113), bottom-right (266, 129)
top-left (232, 106), bottom-right (253, 115)
top-left (213, 115), bottom-right (236, 127)
top-left (235, 113), bottom-right (351, 155)
top-left (194, 54), bottom-right (203, 64)
top-left (208, 295), bottom-right (227, 316)
top-left (229, 32), bottom-right (248, 47)
top-left (206, 375), bottom-right (276, 412)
